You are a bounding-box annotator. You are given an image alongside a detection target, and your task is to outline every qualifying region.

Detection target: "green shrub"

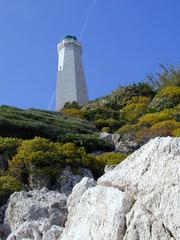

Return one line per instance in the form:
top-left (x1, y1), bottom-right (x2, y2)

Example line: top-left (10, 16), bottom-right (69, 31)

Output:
top-left (62, 108), bottom-right (82, 118)
top-left (0, 175), bottom-right (22, 206)
top-left (94, 118), bottom-right (122, 131)
top-left (0, 106), bottom-right (102, 151)
top-left (138, 109), bottom-right (174, 127)
top-left (9, 137), bottom-right (107, 183)
top-left (95, 152), bottom-right (127, 175)
top-left (122, 101), bottom-right (150, 124)
top-left (136, 120), bottom-right (180, 144)
top-left (116, 124), bottom-right (139, 136)
top-left (173, 128), bottom-right (180, 137)
top-left (148, 86), bottom-right (180, 112)
top-left (121, 96), bottom-right (151, 122)
top-left (63, 101), bottom-right (81, 109)
top-left (151, 120), bottom-right (180, 134)
top-left (101, 127), bottom-right (111, 133)
top-left (96, 152), bottom-right (127, 165)
top-left (82, 107), bottom-right (120, 121)
top-left (83, 83), bottom-right (154, 112)
top-left (173, 104), bottom-right (180, 122)
top-left (0, 137), bottom-right (22, 169)
top-left (57, 134), bottom-right (114, 152)
top-left (104, 83), bottom-right (154, 111)
top-left (10, 138), bottom-right (78, 178)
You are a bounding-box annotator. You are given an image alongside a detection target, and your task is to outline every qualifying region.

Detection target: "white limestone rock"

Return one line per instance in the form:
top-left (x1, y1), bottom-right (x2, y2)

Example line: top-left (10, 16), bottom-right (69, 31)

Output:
top-left (59, 137), bottom-right (180, 240)
top-left (104, 164), bottom-right (116, 174)
top-left (67, 177), bottom-right (96, 214)
top-left (7, 219), bottom-right (64, 240)
top-left (98, 137), bottom-right (180, 196)
top-left (99, 137), bottom-right (180, 239)
top-left (7, 220), bottom-right (42, 240)
top-left (5, 188), bottom-right (67, 232)
top-left (43, 225), bottom-right (64, 240)
top-left (60, 185), bottom-right (133, 240)
top-left (123, 201), bottom-right (174, 240)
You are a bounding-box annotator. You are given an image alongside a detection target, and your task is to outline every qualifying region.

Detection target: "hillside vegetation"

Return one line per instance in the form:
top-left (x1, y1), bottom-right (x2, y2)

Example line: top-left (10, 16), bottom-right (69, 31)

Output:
top-left (0, 65), bottom-right (179, 205)
top-left (0, 106), bottom-right (113, 152)
top-left (66, 65), bottom-right (180, 144)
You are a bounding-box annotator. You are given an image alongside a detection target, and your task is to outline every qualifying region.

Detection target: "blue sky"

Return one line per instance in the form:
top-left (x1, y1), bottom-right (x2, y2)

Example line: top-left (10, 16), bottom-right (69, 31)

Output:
top-left (0, 0), bottom-right (180, 110)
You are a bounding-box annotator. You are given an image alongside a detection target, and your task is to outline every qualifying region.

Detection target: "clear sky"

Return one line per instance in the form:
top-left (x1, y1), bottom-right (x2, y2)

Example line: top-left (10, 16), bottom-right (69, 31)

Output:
top-left (0, 0), bottom-right (180, 110)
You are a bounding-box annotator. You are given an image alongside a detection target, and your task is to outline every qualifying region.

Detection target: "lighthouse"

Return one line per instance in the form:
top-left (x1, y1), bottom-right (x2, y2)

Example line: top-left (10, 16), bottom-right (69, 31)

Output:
top-left (56, 35), bottom-right (89, 111)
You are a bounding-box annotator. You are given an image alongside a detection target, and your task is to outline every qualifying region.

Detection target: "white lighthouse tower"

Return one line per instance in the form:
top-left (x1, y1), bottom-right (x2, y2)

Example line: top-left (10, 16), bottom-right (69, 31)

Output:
top-left (56, 35), bottom-right (89, 111)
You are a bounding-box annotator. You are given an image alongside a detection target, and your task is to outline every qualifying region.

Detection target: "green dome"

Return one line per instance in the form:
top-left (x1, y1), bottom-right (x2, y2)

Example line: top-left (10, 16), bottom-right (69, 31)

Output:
top-left (64, 35), bottom-right (77, 41)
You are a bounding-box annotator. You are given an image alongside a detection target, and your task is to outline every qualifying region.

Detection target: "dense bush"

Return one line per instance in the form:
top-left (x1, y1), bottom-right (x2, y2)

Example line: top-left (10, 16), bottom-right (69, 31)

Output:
top-left (63, 101), bottom-right (81, 109)
top-left (137, 109), bottom-right (174, 127)
top-left (95, 152), bottom-right (127, 175)
top-left (116, 124), bottom-right (139, 136)
top-left (0, 137), bottom-right (22, 169)
top-left (101, 127), bottom-right (111, 133)
top-left (57, 134), bottom-right (114, 152)
top-left (151, 120), bottom-right (180, 135)
top-left (136, 120), bottom-right (180, 143)
top-left (148, 86), bottom-right (180, 112)
top-left (9, 137), bottom-right (91, 182)
top-left (8, 137), bottom-right (114, 183)
top-left (63, 108), bottom-right (82, 118)
top-left (173, 128), bottom-right (180, 137)
top-left (94, 118), bottom-right (122, 131)
top-left (0, 175), bottom-right (22, 206)
top-left (96, 152), bottom-right (127, 165)
top-left (121, 96), bottom-right (151, 123)
top-left (82, 107), bottom-right (120, 121)
top-left (0, 106), bottom-right (110, 152)
top-left (103, 83), bottom-right (154, 111)
top-left (83, 83), bottom-right (154, 112)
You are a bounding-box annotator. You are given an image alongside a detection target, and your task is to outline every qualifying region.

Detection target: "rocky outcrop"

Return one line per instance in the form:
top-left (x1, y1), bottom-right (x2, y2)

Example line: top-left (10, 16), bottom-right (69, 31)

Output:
top-left (59, 137), bottom-right (180, 240)
top-left (100, 132), bottom-right (139, 154)
top-left (4, 188), bottom-right (67, 239)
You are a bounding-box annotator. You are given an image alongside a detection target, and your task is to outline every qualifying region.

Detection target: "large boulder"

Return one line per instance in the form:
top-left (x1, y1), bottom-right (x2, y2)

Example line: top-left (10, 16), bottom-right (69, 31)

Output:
top-left (5, 188), bottom-right (67, 232)
top-left (59, 137), bottom-right (180, 240)
top-left (60, 185), bottom-right (133, 240)
top-left (99, 137), bottom-right (180, 239)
